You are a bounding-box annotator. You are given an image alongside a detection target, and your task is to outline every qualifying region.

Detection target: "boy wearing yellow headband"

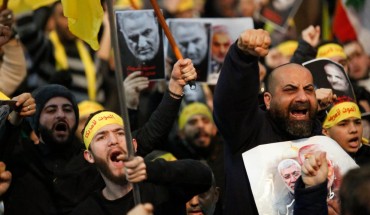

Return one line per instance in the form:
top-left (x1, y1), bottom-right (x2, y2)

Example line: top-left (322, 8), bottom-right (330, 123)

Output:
top-left (73, 110), bottom-right (212, 215)
top-left (322, 101), bottom-right (370, 166)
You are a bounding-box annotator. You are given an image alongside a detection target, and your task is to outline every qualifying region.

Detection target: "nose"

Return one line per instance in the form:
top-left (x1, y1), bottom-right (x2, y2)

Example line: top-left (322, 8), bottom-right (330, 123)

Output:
top-left (295, 89), bottom-right (309, 103)
top-left (188, 196), bottom-right (200, 207)
top-left (187, 42), bottom-right (197, 55)
top-left (348, 122), bottom-right (358, 134)
top-left (137, 35), bottom-right (147, 48)
top-left (107, 132), bottom-right (119, 146)
top-left (56, 108), bottom-right (66, 118)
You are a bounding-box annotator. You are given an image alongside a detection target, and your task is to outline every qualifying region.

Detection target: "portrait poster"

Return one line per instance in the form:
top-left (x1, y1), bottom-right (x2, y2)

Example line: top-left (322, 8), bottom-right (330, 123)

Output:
top-left (303, 58), bottom-right (356, 100)
top-left (167, 20), bottom-right (211, 83)
top-left (242, 135), bottom-right (358, 215)
top-left (116, 9), bottom-right (165, 80)
top-left (166, 18), bottom-right (254, 85)
top-left (260, 0), bottom-right (303, 32)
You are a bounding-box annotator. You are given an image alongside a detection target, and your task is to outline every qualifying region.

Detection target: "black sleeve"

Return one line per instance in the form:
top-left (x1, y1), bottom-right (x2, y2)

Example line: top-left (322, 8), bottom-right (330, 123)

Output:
top-left (145, 159), bottom-right (212, 201)
top-left (290, 39), bottom-right (317, 65)
top-left (133, 92), bottom-right (182, 156)
top-left (213, 41), bottom-right (261, 154)
top-left (294, 177), bottom-right (328, 215)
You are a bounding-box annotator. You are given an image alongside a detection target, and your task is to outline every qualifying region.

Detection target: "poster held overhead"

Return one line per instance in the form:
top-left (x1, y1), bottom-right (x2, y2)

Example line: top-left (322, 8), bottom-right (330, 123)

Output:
top-left (303, 58), bottom-right (356, 101)
top-left (116, 9), bottom-right (165, 81)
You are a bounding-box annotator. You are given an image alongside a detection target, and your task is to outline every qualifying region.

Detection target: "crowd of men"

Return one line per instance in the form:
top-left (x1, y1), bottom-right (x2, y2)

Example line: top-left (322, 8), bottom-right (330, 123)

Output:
top-left (1, 0), bottom-right (370, 215)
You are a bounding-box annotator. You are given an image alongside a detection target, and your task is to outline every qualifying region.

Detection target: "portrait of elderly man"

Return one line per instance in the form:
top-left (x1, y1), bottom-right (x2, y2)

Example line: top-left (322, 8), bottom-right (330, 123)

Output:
top-left (274, 159), bottom-right (301, 215)
top-left (169, 21), bottom-right (211, 82)
top-left (117, 10), bottom-right (160, 62)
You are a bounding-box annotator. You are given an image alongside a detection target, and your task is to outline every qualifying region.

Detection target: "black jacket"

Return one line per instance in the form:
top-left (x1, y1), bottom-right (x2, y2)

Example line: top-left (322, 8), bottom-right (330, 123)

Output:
top-left (213, 42), bottom-right (322, 214)
top-left (0, 92), bottom-right (182, 215)
top-left (70, 159), bottom-right (212, 215)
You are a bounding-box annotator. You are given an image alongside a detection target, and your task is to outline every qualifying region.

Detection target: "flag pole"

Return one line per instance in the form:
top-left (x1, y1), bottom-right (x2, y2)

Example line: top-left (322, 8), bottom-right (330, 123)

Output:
top-left (106, 0), bottom-right (141, 204)
top-left (149, 0), bottom-right (196, 89)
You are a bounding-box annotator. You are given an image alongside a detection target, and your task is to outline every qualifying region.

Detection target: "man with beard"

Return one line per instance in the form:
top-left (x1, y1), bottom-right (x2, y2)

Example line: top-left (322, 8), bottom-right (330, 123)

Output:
top-left (166, 102), bottom-right (224, 215)
top-left (213, 29), bottom-right (323, 214)
top-left (70, 110), bottom-right (212, 215)
top-left (0, 57), bottom-right (198, 214)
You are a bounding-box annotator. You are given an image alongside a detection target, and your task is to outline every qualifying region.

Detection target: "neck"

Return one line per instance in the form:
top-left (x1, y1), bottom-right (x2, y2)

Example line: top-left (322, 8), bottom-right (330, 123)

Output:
top-left (102, 180), bottom-right (133, 200)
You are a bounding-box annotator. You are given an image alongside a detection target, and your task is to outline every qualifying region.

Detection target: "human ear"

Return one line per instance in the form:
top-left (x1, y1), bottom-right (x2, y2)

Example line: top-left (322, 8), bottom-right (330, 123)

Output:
top-left (264, 92), bottom-right (272, 110)
top-left (83, 150), bottom-right (95, 164)
top-left (322, 128), bottom-right (329, 136)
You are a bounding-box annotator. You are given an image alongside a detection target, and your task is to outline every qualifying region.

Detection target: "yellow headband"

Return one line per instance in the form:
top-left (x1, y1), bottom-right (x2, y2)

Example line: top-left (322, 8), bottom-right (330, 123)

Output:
top-left (0, 91), bottom-right (9, 100)
top-left (317, 43), bottom-right (347, 59)
top-left (78, 100), bottom-right (104, 118)
top-left (276, 40), bottom-right (298, 57)
top-left (323, 102), bottom-right (361, 128)
top-left (178, 102), bottom-right (212, 130)
top-left (176, 0), bottom-right (194, 13)
top-left (83, 111), bottom-right (124, 149)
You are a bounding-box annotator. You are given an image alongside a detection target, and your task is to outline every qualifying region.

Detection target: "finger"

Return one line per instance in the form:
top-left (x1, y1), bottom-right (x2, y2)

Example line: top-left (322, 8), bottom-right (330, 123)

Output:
top-left (179, 58), bottom-right (191, 67)
top-left (262, 32), bottom-right (271, 49)
top-left (247, 33), bottom-right (256, 49)
top-left (182, 71), bottom-right (197, 81)
top-left (0, 170), bottom-right (11, 181)
top-left (0, 162), bottom-right (5, 172)
top-left (125, 71), bottom-right (143, 82)
top-left (303, 160), bottom-right (316, 176)
top-left (128, 77), bottom-right (149, 86)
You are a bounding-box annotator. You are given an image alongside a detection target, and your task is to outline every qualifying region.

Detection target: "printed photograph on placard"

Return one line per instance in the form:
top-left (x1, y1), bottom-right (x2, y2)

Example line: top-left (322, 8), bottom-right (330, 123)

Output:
top-left (260, 0), bottom-right (303, 32)
top-left (242, 135), bottom-right (358, 215)
top-left (167, 20), bottom-right (211, 83)
top-left (166, 18), bottom-right (254, 85)
top-left (303, 58), bottom-right (356, 100)
top-left (116, 9), bottom-right (165, 80)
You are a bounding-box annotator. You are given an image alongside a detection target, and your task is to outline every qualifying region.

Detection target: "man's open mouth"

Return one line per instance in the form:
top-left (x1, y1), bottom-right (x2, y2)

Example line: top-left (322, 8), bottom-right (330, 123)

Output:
top-left (290, 109), bottom-right (308, 119)
top-left (110, 151), bottom-right (122, 162)
top-left (54, 122), bottom-right (68, 133)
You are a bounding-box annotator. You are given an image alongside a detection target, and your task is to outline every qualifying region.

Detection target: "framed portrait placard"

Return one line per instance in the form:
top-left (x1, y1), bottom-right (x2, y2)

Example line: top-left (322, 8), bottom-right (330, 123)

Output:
top-left (116, 9), bottom-right (165, 80)
top-left (303, 58), bottom-right (356, 100)
top-left (166, 18), bottom-right (254, 85)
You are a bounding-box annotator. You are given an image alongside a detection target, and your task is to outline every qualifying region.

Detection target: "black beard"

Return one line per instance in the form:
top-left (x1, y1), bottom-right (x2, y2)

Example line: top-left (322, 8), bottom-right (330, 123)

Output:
top-left (270, 102), bottom-right (316, 138)
top-left (94, 155), bottom-right (128, 186)
top-left (39, 125), bottom-right (74, 146)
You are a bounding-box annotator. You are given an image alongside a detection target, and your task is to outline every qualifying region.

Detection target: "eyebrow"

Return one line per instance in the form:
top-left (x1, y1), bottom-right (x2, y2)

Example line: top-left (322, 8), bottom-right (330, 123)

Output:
top-left (95, 127), bottom-right (125, 136)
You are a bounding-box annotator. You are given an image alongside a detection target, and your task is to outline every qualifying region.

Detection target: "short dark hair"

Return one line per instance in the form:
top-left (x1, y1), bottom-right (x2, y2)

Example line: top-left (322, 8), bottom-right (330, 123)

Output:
top-left (340, 165), bottom-right (370, 215)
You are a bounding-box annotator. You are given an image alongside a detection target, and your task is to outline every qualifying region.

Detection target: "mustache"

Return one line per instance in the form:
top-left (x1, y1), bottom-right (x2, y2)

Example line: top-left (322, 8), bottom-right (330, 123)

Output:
top-left (193, 130), bottom-right (211, 139)
top-left (289, 102), bottom-right (310, 111)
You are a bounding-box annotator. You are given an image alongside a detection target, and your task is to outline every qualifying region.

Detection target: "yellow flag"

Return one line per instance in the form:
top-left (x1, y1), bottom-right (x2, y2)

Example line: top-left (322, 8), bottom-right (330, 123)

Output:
top-left (61, 0), bottom-right (103, 51)
top-left (0, 0), bottom-right (57, 14)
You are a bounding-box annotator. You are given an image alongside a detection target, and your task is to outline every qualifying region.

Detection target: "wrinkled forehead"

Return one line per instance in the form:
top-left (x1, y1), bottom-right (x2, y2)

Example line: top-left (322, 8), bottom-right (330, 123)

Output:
top-left (273, 64), bottom-right (313, 85)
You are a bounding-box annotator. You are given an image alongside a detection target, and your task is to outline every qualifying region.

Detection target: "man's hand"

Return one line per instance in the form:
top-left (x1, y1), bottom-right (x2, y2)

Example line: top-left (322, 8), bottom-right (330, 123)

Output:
top-left (124, 156), bottom-right (147, 183)
top-left (316, 88), bottom-right (337, 111)
top-left (123, 71), bottom-right (149, 110)
top-left (302, 25), bottom-right (320, 48)
top-left (237, 29), bottom-right (271, 57)
top-left (0, 24), bottom-right (11, 47)
top-left (127, 203), bottom-right (154, 215)
top-left (12, 93), bottom-right (36, 117)
top-left (0, 161), bottom-right (11, 196)
top-left (301, 151), bottom-right (329, 188)
top-left (168, 58), bottom-right (197, 98)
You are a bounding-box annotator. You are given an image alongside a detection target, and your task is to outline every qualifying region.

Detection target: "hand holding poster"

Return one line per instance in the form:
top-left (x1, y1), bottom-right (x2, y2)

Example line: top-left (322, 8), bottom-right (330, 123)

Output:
top-left (167, 17), bottom-right (254, 84)
top-left (242, 135), bottom-right (358, 215)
